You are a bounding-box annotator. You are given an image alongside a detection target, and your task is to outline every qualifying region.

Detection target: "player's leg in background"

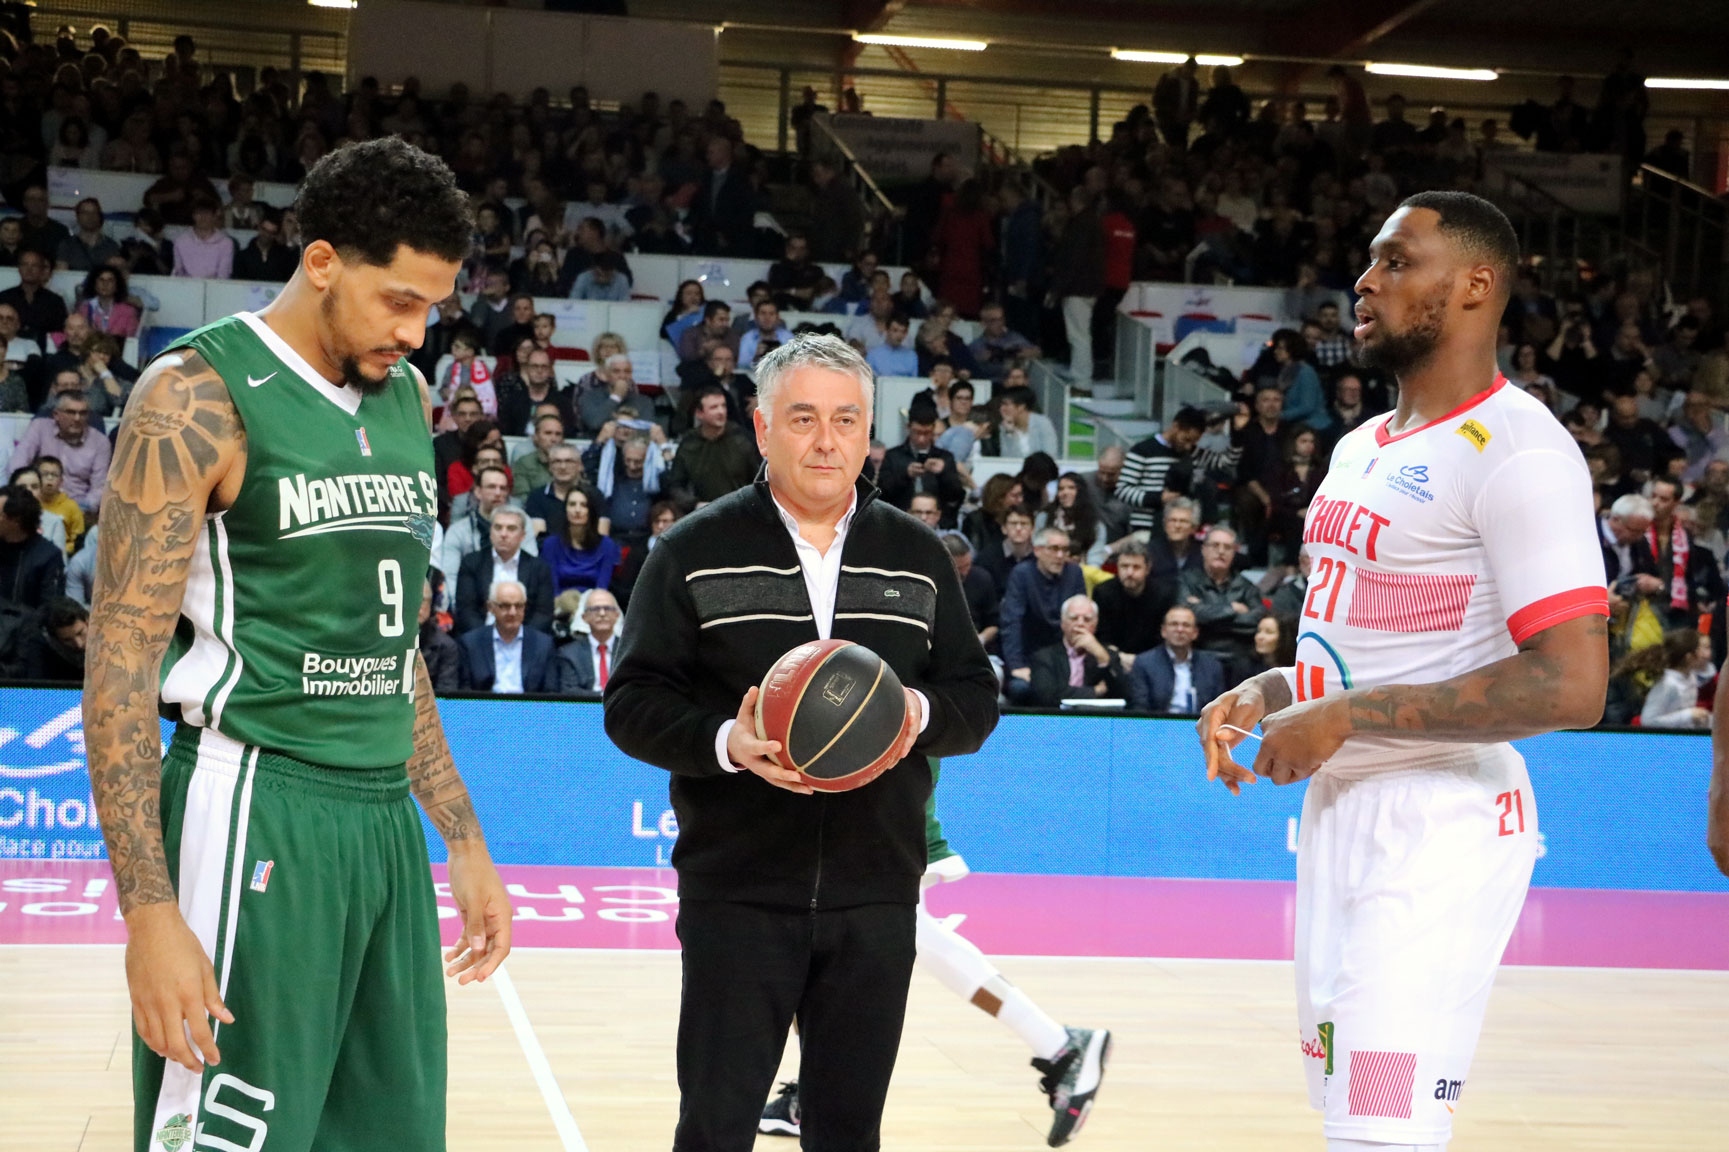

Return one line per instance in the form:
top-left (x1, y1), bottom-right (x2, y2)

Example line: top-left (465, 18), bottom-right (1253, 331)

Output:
top-left (137, 730), bottom-right (362, 1152)
top-left (1305, 751), bottom-right (1539, 1149)
top-left (313, 780), bottom-right (447, 1152)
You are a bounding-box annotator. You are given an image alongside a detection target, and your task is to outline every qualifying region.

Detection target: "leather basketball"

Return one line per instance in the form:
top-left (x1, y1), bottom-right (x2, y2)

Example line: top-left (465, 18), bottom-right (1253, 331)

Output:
top-left (754, 639), bottom-right (909, 792)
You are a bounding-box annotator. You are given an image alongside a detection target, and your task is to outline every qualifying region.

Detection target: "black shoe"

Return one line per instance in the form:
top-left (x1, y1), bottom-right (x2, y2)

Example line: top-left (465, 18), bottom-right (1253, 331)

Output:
top-left (758, 1080), bottom-right (801, 1137)
top-left (1031, 1027), bottom-right (1111, 1147)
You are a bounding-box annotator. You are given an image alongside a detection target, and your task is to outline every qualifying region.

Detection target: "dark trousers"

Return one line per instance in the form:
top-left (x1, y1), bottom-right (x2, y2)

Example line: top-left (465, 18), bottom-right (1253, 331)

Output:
top-left (673, 900), bottom-right (917, 1152)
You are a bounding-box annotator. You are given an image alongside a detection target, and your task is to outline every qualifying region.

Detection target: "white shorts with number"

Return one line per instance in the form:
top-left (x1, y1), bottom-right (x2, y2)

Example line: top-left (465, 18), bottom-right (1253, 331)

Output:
top-left (1295, 744), bottom-right (1537, 1145)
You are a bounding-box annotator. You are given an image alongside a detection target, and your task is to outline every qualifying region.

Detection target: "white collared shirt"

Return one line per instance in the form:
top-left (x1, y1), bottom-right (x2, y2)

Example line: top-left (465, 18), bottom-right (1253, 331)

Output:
top-left (1166, 645), bottom-right (1195, 713)
top-left (713, 484), bottom-right (928, 771)
top-left (485, 548), bottom-right (521, 625)
top-left (492, 627), bottom-right (524, 694)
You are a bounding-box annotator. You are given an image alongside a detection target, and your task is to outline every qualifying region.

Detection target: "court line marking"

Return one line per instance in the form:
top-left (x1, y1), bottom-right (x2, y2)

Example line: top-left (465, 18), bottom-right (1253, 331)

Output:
top-left (493, 964), bottom-right (589, 1152)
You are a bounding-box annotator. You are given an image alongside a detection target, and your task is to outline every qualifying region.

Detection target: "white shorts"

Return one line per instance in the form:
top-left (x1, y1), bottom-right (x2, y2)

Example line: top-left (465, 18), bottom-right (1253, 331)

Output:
top-left (1295, 745), bottom-right (1538, 1145)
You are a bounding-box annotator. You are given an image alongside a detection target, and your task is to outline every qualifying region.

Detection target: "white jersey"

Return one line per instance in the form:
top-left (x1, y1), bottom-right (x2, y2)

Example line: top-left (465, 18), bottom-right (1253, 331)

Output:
top-left (1287, 375), bottom-right (1607, 779)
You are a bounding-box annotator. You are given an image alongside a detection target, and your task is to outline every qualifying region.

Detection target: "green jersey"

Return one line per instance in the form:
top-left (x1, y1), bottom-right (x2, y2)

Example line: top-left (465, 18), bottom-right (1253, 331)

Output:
top-left (159, 312), bottom-right (438, 768)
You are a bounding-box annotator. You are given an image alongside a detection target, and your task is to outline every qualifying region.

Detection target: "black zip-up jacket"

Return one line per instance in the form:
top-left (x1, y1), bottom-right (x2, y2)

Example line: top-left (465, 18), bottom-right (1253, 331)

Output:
top-left (604, 474), bottom-right (999, 910)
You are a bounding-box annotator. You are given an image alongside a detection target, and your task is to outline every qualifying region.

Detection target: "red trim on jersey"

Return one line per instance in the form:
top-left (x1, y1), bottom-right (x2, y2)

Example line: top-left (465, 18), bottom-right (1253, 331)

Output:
top-left (1506, 586), bottom-right (1610, 645)
top-left (1373, 374), bottom-right (1509, 447)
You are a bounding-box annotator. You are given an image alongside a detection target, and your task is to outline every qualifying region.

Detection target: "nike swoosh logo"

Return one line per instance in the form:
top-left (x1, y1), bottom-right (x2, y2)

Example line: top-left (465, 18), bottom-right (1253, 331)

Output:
top-left (248, 372), bottom-right (276, 388)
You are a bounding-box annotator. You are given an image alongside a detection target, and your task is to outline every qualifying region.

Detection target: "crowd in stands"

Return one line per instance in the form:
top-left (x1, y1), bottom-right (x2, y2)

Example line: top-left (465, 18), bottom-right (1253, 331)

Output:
top-left (1, 21), bottom-right (1725, 729)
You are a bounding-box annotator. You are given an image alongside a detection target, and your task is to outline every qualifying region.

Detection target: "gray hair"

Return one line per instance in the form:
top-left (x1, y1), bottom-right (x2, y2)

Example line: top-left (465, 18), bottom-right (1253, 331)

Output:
top-left (1117, 537), bottom-right (1149, 561)
top-left (753, 333), bottom-right (875, 429)
top-left (1061, 593), bottom-right (1097, 620)
top-left (487, 578), bottom-right (527, 605)
top-left (605, 353), bottom-right (632, 370)
top-left (489, 506), bottom-right (527, 531)
top-left (941, 532), bottom-right (973, 558)
top-left (1034, 525), bottom-right (1070, 549)
top-left (1204, 524), bottom-right (1238, 544)
top-left (1610, 493), bottom-right (1654, 521)
top-left (1163, 496), bottom-right (1197, 520)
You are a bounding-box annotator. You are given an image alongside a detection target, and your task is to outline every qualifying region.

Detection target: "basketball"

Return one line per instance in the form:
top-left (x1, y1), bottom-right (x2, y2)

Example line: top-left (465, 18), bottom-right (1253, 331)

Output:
top-left (754, 639), bottom-right (910, 792)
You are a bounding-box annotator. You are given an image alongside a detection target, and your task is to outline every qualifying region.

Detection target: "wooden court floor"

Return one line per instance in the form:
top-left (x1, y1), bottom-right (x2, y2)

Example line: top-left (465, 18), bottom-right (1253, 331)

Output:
top-left (3, 946), bottom-right (1726, 1151)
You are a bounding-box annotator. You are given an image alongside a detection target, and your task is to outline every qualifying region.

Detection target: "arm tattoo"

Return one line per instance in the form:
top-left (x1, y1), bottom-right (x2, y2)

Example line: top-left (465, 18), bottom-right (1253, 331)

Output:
top-left (406, 652), bottom-right (484, 845)
top-left (82, 352), bottom-right (241, 915)
top-left (1343, 617), bottom-right (1608, 743)
top-left (1253, 668), bottom-right (1294, 717)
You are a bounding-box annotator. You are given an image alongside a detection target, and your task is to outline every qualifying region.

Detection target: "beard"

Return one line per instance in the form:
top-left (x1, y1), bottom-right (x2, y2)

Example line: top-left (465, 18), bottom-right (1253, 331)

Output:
top-left (1354, 282), bottom-right (1450, 375)
top-left (322, 288), bottom-right (409, 396)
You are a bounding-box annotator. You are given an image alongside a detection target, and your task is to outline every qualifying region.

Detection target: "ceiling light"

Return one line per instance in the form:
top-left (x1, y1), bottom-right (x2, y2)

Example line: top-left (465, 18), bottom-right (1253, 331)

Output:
top-left (854, 34), bottom-right (987, 51)
top-left (1112, 49), bottom-right (1243, 67)
top-left (308, 0), bottom-right (357, 8)
top-left (1645, 77), bottom-right (1729, 90)
top-left (1365, 62), bottom-right (1497, 81)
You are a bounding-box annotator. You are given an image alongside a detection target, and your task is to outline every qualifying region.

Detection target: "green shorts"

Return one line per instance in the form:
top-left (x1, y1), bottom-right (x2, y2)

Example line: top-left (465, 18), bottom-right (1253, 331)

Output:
top-left (136, 724), bottom-right (445, 1152)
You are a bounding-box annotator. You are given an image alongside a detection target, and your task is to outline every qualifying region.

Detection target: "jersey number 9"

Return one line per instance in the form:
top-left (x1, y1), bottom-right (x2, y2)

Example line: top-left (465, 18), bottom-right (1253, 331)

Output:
top-left (378, 559), bottom-right (405, 637)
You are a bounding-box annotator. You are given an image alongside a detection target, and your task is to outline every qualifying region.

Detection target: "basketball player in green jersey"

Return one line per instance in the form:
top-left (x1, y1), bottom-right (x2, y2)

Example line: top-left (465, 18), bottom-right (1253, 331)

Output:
top-left (83, 137), bottom-right (512, 1152)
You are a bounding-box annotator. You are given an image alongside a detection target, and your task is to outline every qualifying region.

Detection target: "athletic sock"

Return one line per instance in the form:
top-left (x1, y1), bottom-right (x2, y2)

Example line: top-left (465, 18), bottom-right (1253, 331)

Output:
top-left (984, 975), bottom-right (1070, 1061)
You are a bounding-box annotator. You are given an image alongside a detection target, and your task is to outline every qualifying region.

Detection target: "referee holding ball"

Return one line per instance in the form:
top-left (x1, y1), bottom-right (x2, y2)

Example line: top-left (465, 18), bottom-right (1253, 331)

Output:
top-left (606, 333), bottom-right (999, 1151)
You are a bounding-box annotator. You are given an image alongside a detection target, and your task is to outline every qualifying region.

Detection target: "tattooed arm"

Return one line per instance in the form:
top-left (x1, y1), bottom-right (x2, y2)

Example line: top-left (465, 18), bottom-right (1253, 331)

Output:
top-left (82, 349), bottom-right (243, 1071)
top-left (407, 641), bottom-right (513, 982)
top-left (1249, 615), bottom-right (1608, 786)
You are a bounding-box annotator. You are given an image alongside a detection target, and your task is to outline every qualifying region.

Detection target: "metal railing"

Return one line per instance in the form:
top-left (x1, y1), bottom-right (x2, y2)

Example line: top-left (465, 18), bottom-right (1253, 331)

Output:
top-left (806, 114), bottom-right (904, 263)
top-left (1625, 165), bottom-right (1729, 314)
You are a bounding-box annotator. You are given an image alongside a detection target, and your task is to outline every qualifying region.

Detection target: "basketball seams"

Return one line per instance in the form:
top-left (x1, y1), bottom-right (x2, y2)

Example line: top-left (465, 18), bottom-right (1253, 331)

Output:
top-left (793, 656), bottom-right (888, 773)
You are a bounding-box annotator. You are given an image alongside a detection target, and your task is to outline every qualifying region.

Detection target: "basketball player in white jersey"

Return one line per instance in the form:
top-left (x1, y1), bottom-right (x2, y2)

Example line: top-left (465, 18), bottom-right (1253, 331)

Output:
top-left (1198, 191), bottom-right (1609, 1151)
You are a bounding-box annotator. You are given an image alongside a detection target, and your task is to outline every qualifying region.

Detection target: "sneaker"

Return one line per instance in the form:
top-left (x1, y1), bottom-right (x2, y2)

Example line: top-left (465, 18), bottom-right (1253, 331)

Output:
top-left (1031, 1027), bottom-right (1111, 1147)
top-left (758, 1080), bottom-right (801, 1137)
top-left (921, 851), bottom-right (970, 890)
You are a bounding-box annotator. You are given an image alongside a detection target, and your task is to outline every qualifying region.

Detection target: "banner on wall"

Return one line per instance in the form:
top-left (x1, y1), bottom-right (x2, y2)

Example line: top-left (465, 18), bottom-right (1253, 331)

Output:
top-left (3, 688), bottom-right (1723, 894)
top-left (815, 114), bottom-right (980, 187)
top-left (1483, 151), bottom-right (1626, 215)
top-left (1118, 282), bottom-right (1352, 353)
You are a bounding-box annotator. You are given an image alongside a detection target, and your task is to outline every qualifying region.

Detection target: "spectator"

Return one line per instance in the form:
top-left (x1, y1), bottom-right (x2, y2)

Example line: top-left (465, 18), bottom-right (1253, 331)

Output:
top-left (677, 301), bottom-right (738, 365)
top-left (662, 280), bottom-right (708, 347)
top-left (0, 220), bottom-right (25, 268)
top-left (1001, 526), bottom-right (1087, 703)
top-left (1621, 629), bottom-right (1712, 728)
top-left (171, 196), bottom-right (235, 279)
top-left (865, 315), bottom-right (918, 377)
top-left (1601, 391), bottom-right (1679, 485)
top-left (9, 466), bottom-right (67, 552)
top-left (0, 487), bottom-right (66, 621)
top-left (932, 179), bottom-right (994, 318)
top-left (1123, 605), bottom-right (1225, 715)
top-left (17, 186), bottom-right (70, 257)
top-left (524, 443), bottom-right (588, 541)
top-left (1040, 472), bottom-right (1107, 563)
top-left (1093, 538), bottom-right (1169, 659)
top-left (7, 392), bottom-right (109, 515)
top-left (221, 174), bottom-right (266, 230)
top-left (1651, 317), bottom-right (1702, 392)
top-left (419, 576), bottom-right (462, 695)
top-left (1238, 613), bottom-right (1299, 683)
top-left (977, 503), bottom-right (1035, 592)
top-left (490, 293), bottom-right (538, 361)
top-left (1118, 407), bottom-right (1207, 532)
top-left (903, 153), bottom-right (960, 277)
top-left (666, 386), bottom-right (758, 509)
top-left (510, 413), bottom-right (569, 498)
top-left (571, 259), bottom-right (633, 302)
top-left (577, 356), bottom-right (652, 437)
top-left (942, 533), bottom-right (1000, 653)
top-left (439, 464), bottom-right (534, 602)
top-left (55, 199), bottom-right (119, 271)
top-left (1644, 130), bottom-right (1691, 181)
top-left (1051, 187), bottom-right (1105, 384)
top-left (434, 331), bottom-right (496, 420)
top-left (676, 343), bottom-right (755, 430)
top-left (1543, 306), bottom-right (1600, 398)
top-left (1029, 594), bottom-right (1125, 705)
top-left (969, 302), bottom-right (1041, 381)
top-left (845, 289), bottom-right (897, 353)
top-left (457, 579), bottom-right (557, 694)
top-left (454, 506), bottom-right (554, 637)
top-left (143, 152), bottom-right (219, 226)
top-left (234, 208), bottom-right (299, 283)
top-left (1269, 547), bottom-right (1311, 618)
top-left (1233, 387), bottom-right (1288, 563)
top-left (75, 266), bottom-right (141, 339)
top-left (934, 379), bottom-right (981, 463)
top-left (1670, 393), bottom-right (1729, 485)
top-left (1309, 300), bottom-right (1353, 368)
top-left (737, 299), bottom-right (792, 367)
top-left (1267, 426), bottom-right (1326, 568)
top-left (807, 158), bottom-right (863, 264)
top-left (767, 232), bottom-right (823, 312)
top-left (497, 348), bottom-right (573, 438)
top-left (554, 588), bottom-right (623, 698)
top-left (1599, 492), bottom-right (1658, 603)
top-left (612, 501), bottom-right (681, 612)
top-left (689, 135), bottom-right (755, 254)
top-left (1646, 477), bottom-right (1722, 630)
top-left (880, 399), bottom-right (964, 526)
top-left (15, 595), bottom-right (87, 682)
top-left (1179, 526), bottom-right (1263, 681)
top-left (999, 182), bottom-right (1042, 340)
top-left (121, 208), bottom-right (173, 276)
top-left (594, 437), bottom-right (662, 551)
top-left (30, 457), bottom-right (84, 553)
top-left (891, 270), bottom-right (930, 321)
top-left (1272, 330), bottom-right (1332, 431)
top-left (540, 487), bottom-right (623, 594)
top-left (997, 384), bottom-right (1060, 458)
top-left (1328, 373), bottom-right (1372, 441)
top-left (467, 267), bottom-right (515, 351)
top-left (433, 394), bottom-right (484, 504)
top-left (0, 250), bottom-right (68, 346)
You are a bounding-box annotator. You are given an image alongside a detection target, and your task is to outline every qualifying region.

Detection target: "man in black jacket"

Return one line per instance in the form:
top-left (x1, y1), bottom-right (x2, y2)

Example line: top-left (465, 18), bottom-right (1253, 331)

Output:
top-left (606, 334), bottom-right (1001, 1152)
top-left (453, 508), bottom-right (554, 636)
top-left (878, 398), bottom-right (965, 527)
